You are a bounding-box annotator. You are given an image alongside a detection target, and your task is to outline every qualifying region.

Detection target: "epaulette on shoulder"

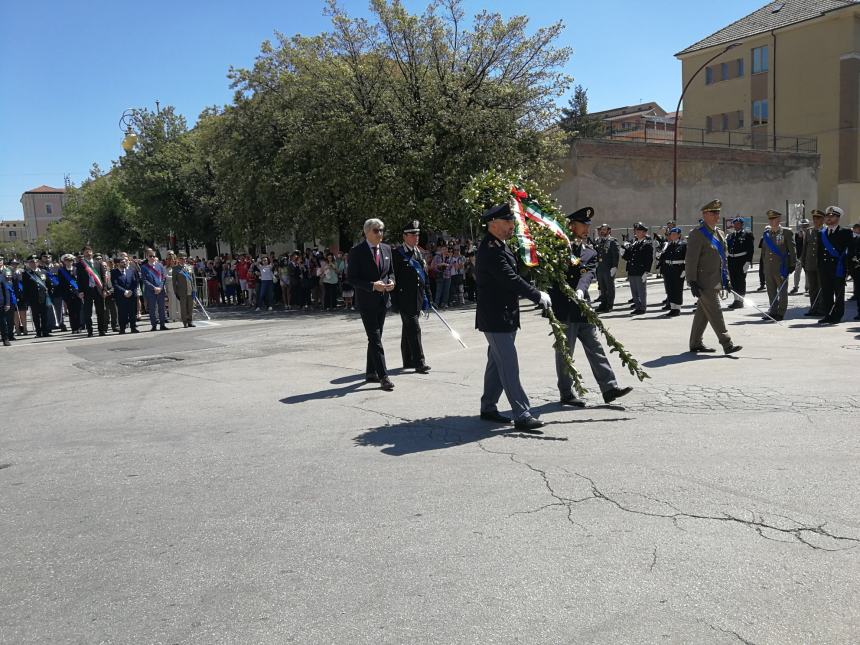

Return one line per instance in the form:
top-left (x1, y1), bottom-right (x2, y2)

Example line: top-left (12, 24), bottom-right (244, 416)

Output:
top-left (488, 239), bottom-right (502, 248)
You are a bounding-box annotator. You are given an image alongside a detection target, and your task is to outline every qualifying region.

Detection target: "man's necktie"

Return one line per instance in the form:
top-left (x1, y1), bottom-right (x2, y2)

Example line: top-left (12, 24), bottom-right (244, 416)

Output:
top-left (373, 247), bottom-right (380, 269)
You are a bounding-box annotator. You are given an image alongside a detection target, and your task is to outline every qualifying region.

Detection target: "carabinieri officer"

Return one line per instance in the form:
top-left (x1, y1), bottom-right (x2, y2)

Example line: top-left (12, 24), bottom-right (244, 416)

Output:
top-left (391, 219), bottom-right (432, 373)
top-left (475, 202), bottom-right (552, 432)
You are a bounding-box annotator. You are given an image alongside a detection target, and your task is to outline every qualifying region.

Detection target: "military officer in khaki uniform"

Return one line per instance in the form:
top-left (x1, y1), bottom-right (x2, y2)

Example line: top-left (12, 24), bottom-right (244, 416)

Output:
top-left (801, 209), bottom-right (825, 316)
top-left (685, 200), bottom-right (742, 355)
top-left (761, 209), bottom-right (797, 321)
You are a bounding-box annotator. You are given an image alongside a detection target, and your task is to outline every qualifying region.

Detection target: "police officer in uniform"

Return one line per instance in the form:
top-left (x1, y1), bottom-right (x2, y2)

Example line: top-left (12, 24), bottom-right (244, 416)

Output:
top-left (550, 207), bottom-right (632, 407)
top-left (57, 254), bottom-right (83, 333)
top-left (391, 220), bottom-right (431, 373)
top-left (594, 224), bottom-right (619, 312)
top-left (657, 226), bottom-right (686, 317)
top-left (476, 203), bottom-right (551, 432)
top-left (761, 210), bottom-right (797, 321)
top-left (851, 223), bottom-right (860, 318)
top-left (726, 216), bottom-right (755, 309)
top-left (802, 210), bottom-right (826, 315)
top-left (686, 200), bottom-right (742, 354)
top-left (622, 222), bottom-right (653, 315)
top-left (816, 205), bottom-right (853, 324)
top-left (22, 254), bottom-right (52, 337)
top-left (0, 263), bottom-right (10, 346)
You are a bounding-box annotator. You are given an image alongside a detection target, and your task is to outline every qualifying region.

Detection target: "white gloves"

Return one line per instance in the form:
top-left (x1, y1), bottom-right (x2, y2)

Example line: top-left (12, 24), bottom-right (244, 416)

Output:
top-left (680, 271), bottom-right (686, 279)
top-left (743, 262), bottom-right (751, 273)
top-left (575, 289), bottom-right (585, 300)
top-left (610, 268), bottom-right (617, 278)
top-left (538, 291), bottom-right (552, 309)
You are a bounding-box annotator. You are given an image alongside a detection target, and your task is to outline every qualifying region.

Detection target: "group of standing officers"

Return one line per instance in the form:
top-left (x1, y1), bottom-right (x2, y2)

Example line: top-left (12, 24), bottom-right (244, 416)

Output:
top-left (0, 246), bottom-right (199, 346)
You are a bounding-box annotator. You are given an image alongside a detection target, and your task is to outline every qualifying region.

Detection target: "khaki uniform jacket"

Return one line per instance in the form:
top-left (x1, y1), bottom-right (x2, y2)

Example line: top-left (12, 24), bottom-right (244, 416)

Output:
top-left (800, 227), bottom-right (820, 272)
top-left (762, 226), bottom-right (797, 276)
top-left (172, 263), bottom-right (195, 297)
top-left (685, 225), bottom-right (727, 291)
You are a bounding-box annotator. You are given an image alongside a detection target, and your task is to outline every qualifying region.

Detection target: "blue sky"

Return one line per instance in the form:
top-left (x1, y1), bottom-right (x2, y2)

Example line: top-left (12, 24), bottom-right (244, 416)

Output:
top-left (0, 0), bottom-right (763, 218)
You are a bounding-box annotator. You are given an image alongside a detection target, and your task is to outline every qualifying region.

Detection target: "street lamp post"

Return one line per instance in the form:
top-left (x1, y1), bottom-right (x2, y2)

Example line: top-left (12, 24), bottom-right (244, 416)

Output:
top-left (673, 42), bottom-right (741, 222)
top-left (120, 109), bottom-right (140, 153)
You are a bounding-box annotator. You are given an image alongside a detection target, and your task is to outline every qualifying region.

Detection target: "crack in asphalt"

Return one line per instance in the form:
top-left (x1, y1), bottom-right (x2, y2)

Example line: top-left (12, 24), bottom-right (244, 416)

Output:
top-left (701, 619), bottom-right (759, 645)
top-left (648, 546), bottom-right (658, 573)
top-left (477, 444), bottom-right (860, 552)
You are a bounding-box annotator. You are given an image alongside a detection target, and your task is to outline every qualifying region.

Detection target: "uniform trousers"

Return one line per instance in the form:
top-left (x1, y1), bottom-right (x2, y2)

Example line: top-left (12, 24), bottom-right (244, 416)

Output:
top-left (819, 270), bottom-right (846, 321)
top-left (690, 288), bottom-right (732, 350)
top-left (399, 311), bottom-right (425, 368)
top-left (65, 295), bottom-right (82, 332)
top-left (629, 275), bottom-right (647, 310)
top-left (116, 294), bottom-right (137, 331)
top-left (360, 304), bottom-right (388, 378)
top-left (481, 331), bottom-right (532, 421)
top-left (555, 322), bottom-right (617, 397)
top-left (765, 269), bottom-right (788, 316)
top-left (106, 297), bottom-right (118, 329)
top-left (30, 298), bottom-right (49, 336)
top-left (178, 294), bottom-right (194, 324)
top-left (144, 289), bottom-right (167, 326)
top-left (596, 267), bottom-right (615, 308)
top-left (664, 270), bottom-right (684, 309)
top-left (51, 295), bottom-right (65, 329)
top-left (2, 309), bottom-right (14, 339)
top-left (805, 269), bottom-right (821, 311)
top-left (792, 263), bottom-right (804, 290)
top-left (728, 260), bottom-right (747, 300)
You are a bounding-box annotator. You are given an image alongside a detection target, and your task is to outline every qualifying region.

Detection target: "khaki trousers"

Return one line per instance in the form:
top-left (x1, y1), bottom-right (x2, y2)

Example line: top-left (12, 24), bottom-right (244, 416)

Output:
top-left (689, 288), bottom-right (732, 350)
top-left (765, 269), bottom-right (788, 316)
top-left (179, 294), bottom-right (194, 323)
top-left (805, 269), bottom-right (820, 311)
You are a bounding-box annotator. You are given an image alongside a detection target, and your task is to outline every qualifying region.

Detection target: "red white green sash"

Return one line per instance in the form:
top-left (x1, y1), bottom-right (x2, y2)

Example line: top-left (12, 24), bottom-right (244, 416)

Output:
top-left (82, 260), bottom-right (103, 290)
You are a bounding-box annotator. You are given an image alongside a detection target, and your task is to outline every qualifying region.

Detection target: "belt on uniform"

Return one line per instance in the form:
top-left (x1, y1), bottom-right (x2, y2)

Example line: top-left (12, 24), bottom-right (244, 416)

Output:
top-left (728, 252), bottom-right (747, 258)
top-left (665, 260), bottom-right (685, 265)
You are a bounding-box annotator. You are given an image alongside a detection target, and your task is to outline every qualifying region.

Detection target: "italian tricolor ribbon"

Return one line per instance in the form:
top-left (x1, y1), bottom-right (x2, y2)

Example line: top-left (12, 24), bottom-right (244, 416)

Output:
top-left (509, 186), bottom-right (570, 268)
top-left (81, 260), bottom-right (103, 290)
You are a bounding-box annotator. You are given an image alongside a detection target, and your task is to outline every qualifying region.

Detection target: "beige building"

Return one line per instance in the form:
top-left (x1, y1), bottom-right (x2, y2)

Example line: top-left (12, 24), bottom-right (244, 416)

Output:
top-left (20, 185), bottom-right (66, 243)
top-left (590, 102), bottom-right (677, 143)
top-left (676, 0), bottom-right (860, 220)
top-left (0, 220), bottom-right (27, 244)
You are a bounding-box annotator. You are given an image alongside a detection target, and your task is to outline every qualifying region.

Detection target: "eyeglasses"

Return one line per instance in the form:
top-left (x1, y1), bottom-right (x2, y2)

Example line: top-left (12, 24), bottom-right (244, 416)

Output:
top-left (372, 228), bottom-right (385, 233)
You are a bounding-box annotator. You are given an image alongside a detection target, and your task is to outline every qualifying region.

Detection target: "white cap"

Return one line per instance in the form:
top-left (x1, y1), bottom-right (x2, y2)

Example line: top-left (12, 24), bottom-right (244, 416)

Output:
top-left (825, 205), bottom-right (844, 217)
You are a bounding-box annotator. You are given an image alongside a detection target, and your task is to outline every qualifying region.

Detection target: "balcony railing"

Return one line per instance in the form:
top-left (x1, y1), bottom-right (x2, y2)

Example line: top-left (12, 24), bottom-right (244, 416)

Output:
top-left (596, 124), bottom-right (817, 153)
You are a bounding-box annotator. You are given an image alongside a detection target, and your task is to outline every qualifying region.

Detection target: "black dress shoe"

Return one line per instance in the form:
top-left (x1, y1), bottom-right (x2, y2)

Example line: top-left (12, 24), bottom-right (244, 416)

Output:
top-left (187, 322), bottom-right (195, 327)
top-left (98, 331), bottom-right (106, 336)
top-left (560, 395), bottom-right (586, 407)
top-left (480, 411), bottom-right (512, 424)
top-left (727, 301), bottom-right (742, 310)
top-left (818, 318), bottom-right (835, 325)
top-left (723, 344), bottom-right (743, 355)
top-left (603, 386), bottom-right (633, 404)
top-left (689, 346), bottom-right (717, 353)
top-left (380, 378), bottom-right (395, 391)
top-left (660, 304), bottom-right (671, 311)
top-left (118, 329), bottom-right (126, 334)
top-left (514, 417), bottom-right (545, 432)
top-left (160, 325), bottom-right (169, 331)
top-left (665, 309), bottom-right (680, 317)
top-left (131, 328), bottom-right (140, 333)
top-left (151, 326), bottom-right (158, 332)
top-left (415, 365), bottom-right (431, 374)
top-left (631, 309), bottom-right (646, 315)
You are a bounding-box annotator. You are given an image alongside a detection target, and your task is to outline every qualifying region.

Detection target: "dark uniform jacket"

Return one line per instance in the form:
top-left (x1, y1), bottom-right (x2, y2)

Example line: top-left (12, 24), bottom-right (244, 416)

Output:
top-left (391, 245), bottom-right (430, 316)
top-left (22, 268), bottom-right (49, 304)
top-left (347, 241), bottom-right (394, 311)
top-left (0, 273), bottom-right (8, 308)
top-left (475, 233), bottom-right (540, 333)
top-left (622, 238), bottom-right (653, 276)
top-left (57, 266), bottom-right (80, 300)
top-left (816, 226), bottom-right (853, 275)
top-left (550, 240), bottom-right (597, 324)
top-left (726, 230), bottom-right (755, 264)
top-left (595, 236), bottom-right (619, 271)
top-left (657, 241), bottom-right (687, 274)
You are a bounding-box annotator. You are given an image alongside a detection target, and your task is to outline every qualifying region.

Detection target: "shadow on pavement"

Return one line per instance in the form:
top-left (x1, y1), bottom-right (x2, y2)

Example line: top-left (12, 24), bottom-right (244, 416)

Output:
top-left (354, 414), bottom-right (635, 456)
top-left (642, 353), bottom-right (726, 368)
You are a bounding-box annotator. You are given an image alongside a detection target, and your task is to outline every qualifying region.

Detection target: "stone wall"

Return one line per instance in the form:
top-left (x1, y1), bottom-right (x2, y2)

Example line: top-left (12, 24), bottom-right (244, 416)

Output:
top-left (553, 139), bottom-right (819, 237)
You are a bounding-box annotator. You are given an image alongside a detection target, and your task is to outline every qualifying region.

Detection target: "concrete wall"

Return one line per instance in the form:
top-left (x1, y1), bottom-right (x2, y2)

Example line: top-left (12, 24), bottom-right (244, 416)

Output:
top-left (553, 139), bottom-right (819, 235)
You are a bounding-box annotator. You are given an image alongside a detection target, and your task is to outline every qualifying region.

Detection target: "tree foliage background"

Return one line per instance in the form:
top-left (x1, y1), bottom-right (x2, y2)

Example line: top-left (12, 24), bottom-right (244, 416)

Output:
top-left (48, 0), bottom-right (572, 255)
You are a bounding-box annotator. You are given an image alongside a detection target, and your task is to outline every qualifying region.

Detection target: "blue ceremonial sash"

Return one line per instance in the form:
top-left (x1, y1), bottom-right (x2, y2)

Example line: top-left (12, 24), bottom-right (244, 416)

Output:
top-left (27, 270), bottom-right (48, 292)
top-left (699, 226), bottom-right (729, 288)
top-left (59, 267), bottom-right (79, 291)
top-left (398, 247), bottom-right (429, 310)
top-left (47, 272), bottom-right (59, 287)
top-left (4, 282), bottom-right (15, 306)
top-left (763, 231), bottom-right (789, 278)
top-left (820, 229), bottom-right (848, 278)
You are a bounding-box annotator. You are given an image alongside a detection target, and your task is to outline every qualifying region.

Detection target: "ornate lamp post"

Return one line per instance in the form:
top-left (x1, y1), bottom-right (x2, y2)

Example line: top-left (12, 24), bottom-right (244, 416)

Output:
top-left (120, 109), bottom-right (139, 153)
top-left (673, 42), bottom-right (741, 221)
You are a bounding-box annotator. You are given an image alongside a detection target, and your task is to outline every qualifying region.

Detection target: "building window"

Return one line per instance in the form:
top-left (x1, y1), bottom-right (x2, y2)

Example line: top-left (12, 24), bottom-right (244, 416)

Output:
top-left (46, 204), bottom-right (53, 215)
top-left (752, 46), bottom-right (769, 74)
top-left (9, 231), bottom-right (16, 239)
top-left (705, 67), bottom-right (713, 85)
top-left (737, 58), bottom-right (744, 78)
top-left (721, 62), bottom-right (729, 81)
top-left (721, 114), bottom-right (729, 131)
top-left (705, 116), bottom-right (713, 133)
top-left (752, 99), bottom-right (769, 125)
top-left (738, 111), bottom-right (745, 128)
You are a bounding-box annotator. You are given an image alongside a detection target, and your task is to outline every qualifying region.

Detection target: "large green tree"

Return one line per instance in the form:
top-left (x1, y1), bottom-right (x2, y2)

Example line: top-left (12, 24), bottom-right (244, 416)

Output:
top-left (222, 0), bottom-right (572, 241)
top-left (559, 84), bottom-right (605, 140)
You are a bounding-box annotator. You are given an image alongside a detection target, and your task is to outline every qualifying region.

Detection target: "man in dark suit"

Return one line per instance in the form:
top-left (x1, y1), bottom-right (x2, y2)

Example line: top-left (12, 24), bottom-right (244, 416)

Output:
top-left (391, 219), bottom-right (431, 373)
top-left (476, 203), bottom-right (551, 432)
top-left (76, 245), bottom-right (108, 336)
top-left (348, 218), bottom-right (396, 391)
top-left (22, 255), bottom-right (51, 337)
top-left (816, 205), bottom-right (854, 324)
top-left (111, 255), bottom-right (140, 334)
